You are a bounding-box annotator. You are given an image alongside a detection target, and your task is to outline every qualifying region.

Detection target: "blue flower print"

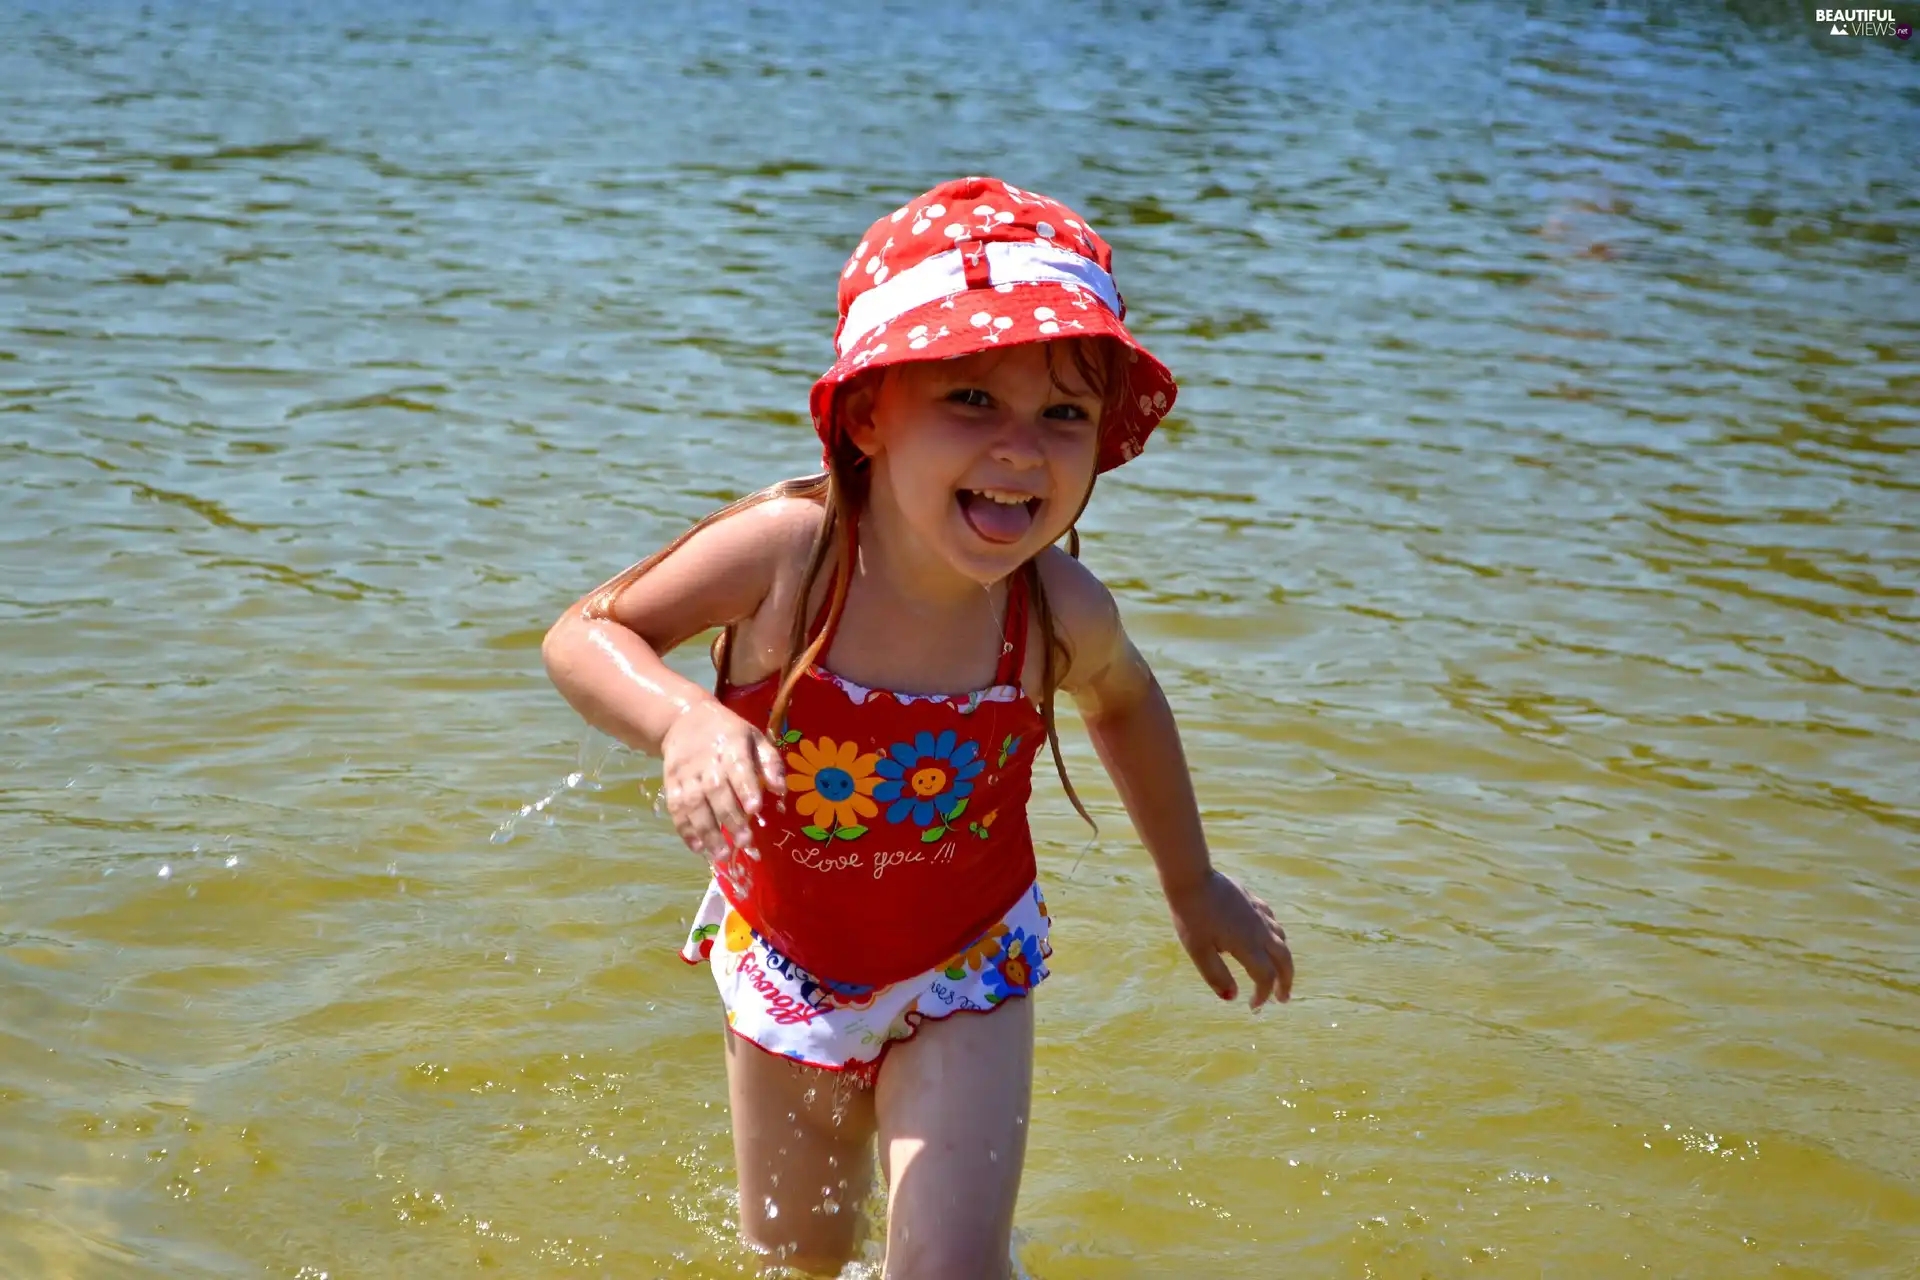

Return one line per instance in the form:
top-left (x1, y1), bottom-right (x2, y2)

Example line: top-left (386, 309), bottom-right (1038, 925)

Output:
top-left (872, 728), bottom-right (985, 830)
top-left (980, 926), bottom-right (1042, 1004)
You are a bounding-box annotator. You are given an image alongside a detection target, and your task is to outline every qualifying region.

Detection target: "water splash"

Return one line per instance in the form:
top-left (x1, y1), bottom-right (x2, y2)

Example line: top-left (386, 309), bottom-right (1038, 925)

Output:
top-left (490, 731), bottom-right (627, 845)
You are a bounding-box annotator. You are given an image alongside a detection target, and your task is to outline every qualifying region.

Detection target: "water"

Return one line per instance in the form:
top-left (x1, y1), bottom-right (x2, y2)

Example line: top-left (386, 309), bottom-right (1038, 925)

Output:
top-left (4, 0), bottom-right (1917, 1274)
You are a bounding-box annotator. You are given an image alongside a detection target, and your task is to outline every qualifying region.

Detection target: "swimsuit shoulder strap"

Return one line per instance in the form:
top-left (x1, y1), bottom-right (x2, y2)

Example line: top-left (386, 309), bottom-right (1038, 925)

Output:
top-left (994, 565), bottom-right (1032, 688)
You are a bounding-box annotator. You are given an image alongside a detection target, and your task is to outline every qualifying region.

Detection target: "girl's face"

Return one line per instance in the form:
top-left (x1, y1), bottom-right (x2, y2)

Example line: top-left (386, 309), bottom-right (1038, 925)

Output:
top-left (847, 340), bottom-right (1107, 585)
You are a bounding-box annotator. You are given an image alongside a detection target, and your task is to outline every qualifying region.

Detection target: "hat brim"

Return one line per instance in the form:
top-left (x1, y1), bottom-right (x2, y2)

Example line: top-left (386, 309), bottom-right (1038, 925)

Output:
top-left (809, 281), bottom-right (1177, 474)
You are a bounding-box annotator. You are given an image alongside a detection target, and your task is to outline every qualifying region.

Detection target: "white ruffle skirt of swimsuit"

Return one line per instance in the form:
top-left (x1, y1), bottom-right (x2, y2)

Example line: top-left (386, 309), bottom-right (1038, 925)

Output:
top-left (680, 878), bottom-right (1052, 1085)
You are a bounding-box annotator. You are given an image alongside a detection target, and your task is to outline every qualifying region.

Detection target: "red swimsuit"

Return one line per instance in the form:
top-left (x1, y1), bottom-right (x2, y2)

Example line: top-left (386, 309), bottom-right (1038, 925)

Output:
top-left (717, 563), bottom-right (1047, 988)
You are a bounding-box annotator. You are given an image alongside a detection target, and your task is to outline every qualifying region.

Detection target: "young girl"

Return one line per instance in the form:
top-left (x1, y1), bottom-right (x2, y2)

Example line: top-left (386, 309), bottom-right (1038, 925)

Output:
top-left (542, 176), bottom-right (1294, 1277)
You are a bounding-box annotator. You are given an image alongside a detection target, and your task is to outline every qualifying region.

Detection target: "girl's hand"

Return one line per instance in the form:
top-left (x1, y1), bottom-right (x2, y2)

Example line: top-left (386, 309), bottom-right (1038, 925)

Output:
top-left (659, 698), bottom-right (786, 861)
top-left (1166, 871), bottom-right (1295, 1009)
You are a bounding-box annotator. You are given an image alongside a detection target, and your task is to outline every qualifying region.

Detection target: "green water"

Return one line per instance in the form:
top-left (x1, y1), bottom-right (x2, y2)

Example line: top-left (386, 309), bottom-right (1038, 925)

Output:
top-left (4, 2), bottom-right (1917, 1275)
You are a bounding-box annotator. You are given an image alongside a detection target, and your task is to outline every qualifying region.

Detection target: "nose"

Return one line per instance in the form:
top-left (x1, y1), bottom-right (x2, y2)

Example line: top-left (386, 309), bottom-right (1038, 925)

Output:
top-left (988, 414), bottom-right (1046, 469)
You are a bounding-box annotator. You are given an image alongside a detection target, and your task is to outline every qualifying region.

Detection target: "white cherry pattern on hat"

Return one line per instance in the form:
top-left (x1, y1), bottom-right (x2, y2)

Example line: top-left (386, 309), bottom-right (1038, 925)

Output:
top-left (911, 203), bottom-right (947, 235)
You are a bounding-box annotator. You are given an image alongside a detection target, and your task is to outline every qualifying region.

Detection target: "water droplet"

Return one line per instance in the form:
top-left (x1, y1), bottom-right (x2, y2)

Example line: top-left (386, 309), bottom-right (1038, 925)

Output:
top-left (158, 865), bottom-right (171, 878)
top-left (763, 1197), bottom-right (780, 1220)
top-left (225, 855), bottom-right (239, 868)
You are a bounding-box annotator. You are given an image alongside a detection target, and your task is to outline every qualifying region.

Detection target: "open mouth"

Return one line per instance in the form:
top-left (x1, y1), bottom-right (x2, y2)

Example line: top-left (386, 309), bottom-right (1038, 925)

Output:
top-left (956, 488), bottom-right (1042, 545)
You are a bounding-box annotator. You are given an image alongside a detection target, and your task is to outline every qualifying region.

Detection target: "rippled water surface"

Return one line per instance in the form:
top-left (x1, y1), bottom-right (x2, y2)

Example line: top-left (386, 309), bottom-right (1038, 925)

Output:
top-left (4, 1), bottom-right (1918, 1275)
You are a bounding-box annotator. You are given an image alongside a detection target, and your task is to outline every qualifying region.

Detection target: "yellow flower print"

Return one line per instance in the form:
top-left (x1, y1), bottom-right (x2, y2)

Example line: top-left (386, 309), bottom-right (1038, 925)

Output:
top-left (786, 735), bottom-right (881, 836)
top-left (723, 910), bottom-right (754, 953)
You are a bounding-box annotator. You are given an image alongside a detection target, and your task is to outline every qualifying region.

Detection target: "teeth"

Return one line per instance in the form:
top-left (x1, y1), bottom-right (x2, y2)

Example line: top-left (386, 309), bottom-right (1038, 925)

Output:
top-left (972, 489), bottom-right (1035, 505)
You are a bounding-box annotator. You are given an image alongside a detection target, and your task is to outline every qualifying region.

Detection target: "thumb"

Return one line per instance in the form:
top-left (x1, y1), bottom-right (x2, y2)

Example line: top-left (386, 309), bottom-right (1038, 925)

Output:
top-left (1186, 942), bottom-right (1237, 1002)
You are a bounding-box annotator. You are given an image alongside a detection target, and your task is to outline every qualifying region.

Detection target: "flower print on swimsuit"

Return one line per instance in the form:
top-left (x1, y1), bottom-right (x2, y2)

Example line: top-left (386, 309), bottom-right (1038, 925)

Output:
top-left (981, 925), bottom-right (1045, 1004)
top-left (785, 735), bottom-right (881, 841)
top-left (873, 728), bottom-right (984, 836)
top-left (941, 922), bottom-right (1011, 980)
top-left (723, 910), bottom-right (755, 953)
top-left (802, 971), bottom-right (880, 1012)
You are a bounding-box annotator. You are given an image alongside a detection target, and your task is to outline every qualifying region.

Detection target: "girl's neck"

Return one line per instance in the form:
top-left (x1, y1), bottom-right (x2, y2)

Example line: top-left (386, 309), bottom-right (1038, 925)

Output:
top-left (851, 486), bottom-right (1002, 613)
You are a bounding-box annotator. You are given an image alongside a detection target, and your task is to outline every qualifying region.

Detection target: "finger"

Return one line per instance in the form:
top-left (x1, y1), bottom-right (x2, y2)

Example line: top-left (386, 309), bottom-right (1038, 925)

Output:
top-left (1271, 936), bottom-right (1295, 1003)
top-left (721, 738), bottom-right (766, 822)
top-left (1185, 942), bottom-right (1238, 1003)
top-left (1232, 940), bottom-right (1279, 1010)
top-left (676, 788), bottom-right (728, 861)
top-left (754, 733), bottom-right (787, 795)
top-left (704, 769), bottom-right (752, 846)
top-left (669, 801), bottom-right (709, 860)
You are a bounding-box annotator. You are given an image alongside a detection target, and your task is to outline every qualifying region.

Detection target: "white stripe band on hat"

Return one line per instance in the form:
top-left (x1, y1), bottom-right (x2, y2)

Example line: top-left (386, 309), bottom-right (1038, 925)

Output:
top-left (837, 241), bottom-right (1122, 356)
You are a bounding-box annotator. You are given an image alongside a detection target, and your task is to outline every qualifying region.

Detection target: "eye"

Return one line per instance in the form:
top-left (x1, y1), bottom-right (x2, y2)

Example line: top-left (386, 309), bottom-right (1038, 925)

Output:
top-left (946, 388), bottom-right (992, 408)
top-left (1043, 403), bottom-right (1092, 422)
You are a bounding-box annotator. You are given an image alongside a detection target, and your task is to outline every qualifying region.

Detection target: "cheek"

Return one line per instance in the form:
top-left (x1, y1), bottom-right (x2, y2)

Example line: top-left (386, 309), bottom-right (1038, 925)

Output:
top-left (882, 420), bottom-right (974, 493)
top-left (1046, 430), bottom-right (1100, 491)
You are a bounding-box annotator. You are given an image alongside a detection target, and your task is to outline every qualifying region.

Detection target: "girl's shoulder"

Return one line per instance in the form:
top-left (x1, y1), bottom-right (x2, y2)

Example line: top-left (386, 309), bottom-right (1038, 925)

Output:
top-left (592, 485), bottom-right (826, 650)
top-left (707, 489), bottom-right (830, 612)
top-left (715, 490), bottom-right (828, 553)
top-left (1032, 546), bottom-right (1126, 693)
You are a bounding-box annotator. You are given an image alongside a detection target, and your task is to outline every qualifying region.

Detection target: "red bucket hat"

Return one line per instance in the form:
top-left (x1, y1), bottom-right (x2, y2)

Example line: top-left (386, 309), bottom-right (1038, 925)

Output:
top-left (809, 176), bottom-right (1178, 474)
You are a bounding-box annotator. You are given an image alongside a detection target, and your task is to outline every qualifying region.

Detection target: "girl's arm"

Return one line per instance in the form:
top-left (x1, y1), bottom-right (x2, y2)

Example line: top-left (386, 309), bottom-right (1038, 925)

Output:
top-left (542, 498), bottom-right (817, 858)
top-left (1042, 550), bottom-right (1295, 1009)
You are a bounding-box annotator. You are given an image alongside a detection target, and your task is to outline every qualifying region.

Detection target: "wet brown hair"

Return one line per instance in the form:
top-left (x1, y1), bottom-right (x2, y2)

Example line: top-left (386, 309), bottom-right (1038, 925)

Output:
top-left (579, 335), bottom-right (1129, 833)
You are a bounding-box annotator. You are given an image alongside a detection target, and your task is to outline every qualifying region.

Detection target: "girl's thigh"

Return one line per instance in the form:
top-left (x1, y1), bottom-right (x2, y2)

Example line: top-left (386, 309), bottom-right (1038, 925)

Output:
top-left (875, 997), bottom-right (1035, 1280)
top-left (723, 1028), bottom-right (879, 1274)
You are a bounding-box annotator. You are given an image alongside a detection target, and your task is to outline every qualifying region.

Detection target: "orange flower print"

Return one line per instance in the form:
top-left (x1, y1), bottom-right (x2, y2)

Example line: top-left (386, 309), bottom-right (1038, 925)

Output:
top-left (786, 736), bottom-right (881, 839)
top-left (723, 910), bottom-right (754, 953)
top-left (968, 808), bottom-right (1000, 839)
top-left (941, 924), bottom-right (1009, 980)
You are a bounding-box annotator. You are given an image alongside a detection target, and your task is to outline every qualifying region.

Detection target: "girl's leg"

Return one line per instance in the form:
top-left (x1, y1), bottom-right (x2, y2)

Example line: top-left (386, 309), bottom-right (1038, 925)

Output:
top-left (875, 997), bottom-right (1035, 1280)
top-left (724, 1028), bottom-right (879, 1275)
